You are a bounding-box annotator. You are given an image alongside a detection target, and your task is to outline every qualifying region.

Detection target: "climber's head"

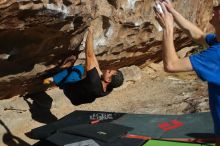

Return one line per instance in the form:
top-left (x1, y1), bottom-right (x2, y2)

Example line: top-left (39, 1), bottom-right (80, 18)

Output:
top-left (101, 69), bottom-right (124, 90)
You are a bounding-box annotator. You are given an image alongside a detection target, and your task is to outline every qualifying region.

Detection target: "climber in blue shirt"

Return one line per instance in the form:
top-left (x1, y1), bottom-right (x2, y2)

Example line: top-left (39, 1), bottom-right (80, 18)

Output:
top-left (155, 0), bottom-right (220, 145)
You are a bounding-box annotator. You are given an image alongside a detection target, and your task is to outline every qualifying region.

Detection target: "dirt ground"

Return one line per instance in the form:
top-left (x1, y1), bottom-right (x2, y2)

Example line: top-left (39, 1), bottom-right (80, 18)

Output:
top-left (0, 63), bottom-right (209, 146)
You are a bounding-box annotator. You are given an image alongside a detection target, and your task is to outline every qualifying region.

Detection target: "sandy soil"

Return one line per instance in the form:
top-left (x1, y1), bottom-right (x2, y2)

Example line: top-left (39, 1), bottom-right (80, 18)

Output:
top-left (0, 63), bottom-right (209, 146)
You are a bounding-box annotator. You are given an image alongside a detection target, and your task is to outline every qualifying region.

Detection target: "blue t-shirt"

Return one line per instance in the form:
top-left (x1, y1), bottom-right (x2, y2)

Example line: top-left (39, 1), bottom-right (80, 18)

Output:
top-left (189, 34), bottom-right (220, 137)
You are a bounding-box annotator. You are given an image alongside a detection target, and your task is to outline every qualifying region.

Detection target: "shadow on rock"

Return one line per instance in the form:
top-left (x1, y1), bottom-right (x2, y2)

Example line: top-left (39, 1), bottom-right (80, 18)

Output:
top-left (0, 120), bottom-right (31, 146)
top-left (24, 92), bottom-right (58, 124)
top-left (186, 133), bottom-right (215, 143)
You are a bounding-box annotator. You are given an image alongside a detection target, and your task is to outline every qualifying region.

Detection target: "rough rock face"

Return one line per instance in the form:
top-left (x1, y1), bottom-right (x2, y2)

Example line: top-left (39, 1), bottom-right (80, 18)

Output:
top-left (0, 0), bottom-right (216, 99)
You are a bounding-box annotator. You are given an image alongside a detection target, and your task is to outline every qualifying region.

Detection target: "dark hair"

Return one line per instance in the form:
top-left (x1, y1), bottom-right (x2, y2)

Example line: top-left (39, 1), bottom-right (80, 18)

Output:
top-left (108, 70), bottom-right (124, 89)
